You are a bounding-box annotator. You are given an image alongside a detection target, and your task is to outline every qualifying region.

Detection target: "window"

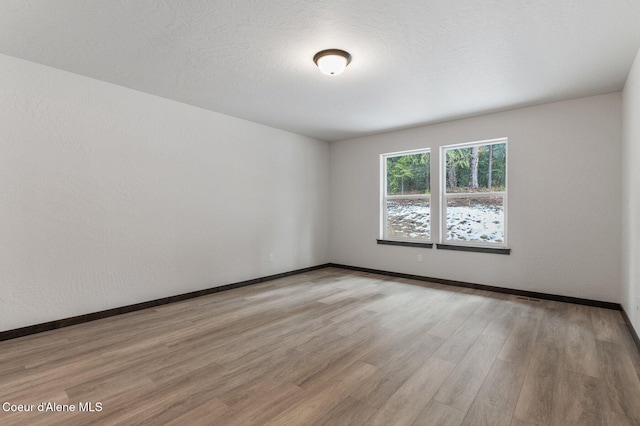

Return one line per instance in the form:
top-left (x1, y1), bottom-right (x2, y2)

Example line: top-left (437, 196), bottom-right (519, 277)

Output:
top-left (381, 149), bottom-right (431, 244)
top-left (440, 138), bottom-right (507, 248)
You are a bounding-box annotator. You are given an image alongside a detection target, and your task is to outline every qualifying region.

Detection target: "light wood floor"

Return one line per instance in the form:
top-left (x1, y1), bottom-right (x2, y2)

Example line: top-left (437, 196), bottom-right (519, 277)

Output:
top-left (2, 268), bottom-right (640, 425)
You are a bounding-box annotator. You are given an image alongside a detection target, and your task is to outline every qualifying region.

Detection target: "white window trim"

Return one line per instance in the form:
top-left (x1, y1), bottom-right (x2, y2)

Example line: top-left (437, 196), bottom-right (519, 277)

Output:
top-left (439, 138), bottom-right (508, 249)
top-left (380, 148), bottom-right (431, 243)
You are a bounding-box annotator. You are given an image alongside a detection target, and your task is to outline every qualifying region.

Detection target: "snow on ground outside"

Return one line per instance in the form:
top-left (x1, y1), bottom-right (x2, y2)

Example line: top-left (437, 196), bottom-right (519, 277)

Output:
top-left (386, 201), bottom-right (504, 242)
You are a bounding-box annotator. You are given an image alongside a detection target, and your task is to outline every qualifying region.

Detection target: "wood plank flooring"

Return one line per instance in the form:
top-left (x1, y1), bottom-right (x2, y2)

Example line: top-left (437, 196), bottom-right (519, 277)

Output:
top-left (1, 267), bottom-right (640, 425)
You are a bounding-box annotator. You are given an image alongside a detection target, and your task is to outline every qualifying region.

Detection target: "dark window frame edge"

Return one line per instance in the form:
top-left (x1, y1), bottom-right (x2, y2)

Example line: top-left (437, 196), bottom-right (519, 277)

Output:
top-left (436, 243), bottom-right (511, 255)
top-left (377, 239), bottom-right (433, 248)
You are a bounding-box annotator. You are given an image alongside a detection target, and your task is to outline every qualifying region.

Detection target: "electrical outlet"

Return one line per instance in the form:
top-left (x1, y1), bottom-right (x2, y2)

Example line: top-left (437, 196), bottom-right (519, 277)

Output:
top-left (417, 254), bottom-right (423, 263)
top-left (268, 253), bottom-right (274, 262)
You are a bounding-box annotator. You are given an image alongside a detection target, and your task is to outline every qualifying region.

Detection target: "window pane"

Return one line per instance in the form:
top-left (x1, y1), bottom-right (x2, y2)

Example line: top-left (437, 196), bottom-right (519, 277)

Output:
top-left (445, 142), bottom-right (506, 193)
top-left (386, 199), bottom-right (430, 240)
top-left (445, 196), bottom-right (503, 243)
top-left (386, 153), bottom-right (430, 196)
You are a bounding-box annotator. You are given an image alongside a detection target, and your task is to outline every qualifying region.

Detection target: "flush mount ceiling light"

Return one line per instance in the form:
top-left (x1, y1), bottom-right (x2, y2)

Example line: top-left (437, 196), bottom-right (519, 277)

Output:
top-left (313, 49), bottom-right (352, 76)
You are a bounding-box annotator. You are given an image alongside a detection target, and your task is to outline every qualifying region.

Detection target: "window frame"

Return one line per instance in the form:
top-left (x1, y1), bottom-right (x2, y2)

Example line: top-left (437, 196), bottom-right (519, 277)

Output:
top-left (380, 148), bottom-right (432, 244)
top-left (439, 138), bottom-right (508, 249)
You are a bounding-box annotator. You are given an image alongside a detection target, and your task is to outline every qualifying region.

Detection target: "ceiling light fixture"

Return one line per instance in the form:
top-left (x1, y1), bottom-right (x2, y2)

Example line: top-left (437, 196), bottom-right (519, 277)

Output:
top-left (313, 49), bottom-right (352, 76)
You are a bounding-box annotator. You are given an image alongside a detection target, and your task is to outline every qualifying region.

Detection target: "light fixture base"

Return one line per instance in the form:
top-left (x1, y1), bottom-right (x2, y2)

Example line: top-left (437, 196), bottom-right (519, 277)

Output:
top-left (313, 49), bottom-right (352, 76)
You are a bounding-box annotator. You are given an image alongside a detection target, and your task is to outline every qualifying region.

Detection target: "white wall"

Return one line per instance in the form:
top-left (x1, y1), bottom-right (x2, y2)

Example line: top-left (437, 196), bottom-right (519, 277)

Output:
top-left (1, 50), bottom-right (629, 334)
top-left (622, 47), bottom-right (640, 333)
top-left (330, 93), bottom-right (622, 303)
top-left (0, 54), bottom-right (330, 332)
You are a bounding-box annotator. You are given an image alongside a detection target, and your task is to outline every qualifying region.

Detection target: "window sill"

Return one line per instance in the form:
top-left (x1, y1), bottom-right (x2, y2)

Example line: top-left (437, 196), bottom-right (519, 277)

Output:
top-left (436, 244), bottom-right (511, 255)
top-left (377, 239), bottom-right (433, 248)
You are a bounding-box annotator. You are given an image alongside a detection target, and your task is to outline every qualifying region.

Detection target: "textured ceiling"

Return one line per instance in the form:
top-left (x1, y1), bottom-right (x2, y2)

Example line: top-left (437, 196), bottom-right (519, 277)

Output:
top-left (1, 1), bottom-right (640, 142)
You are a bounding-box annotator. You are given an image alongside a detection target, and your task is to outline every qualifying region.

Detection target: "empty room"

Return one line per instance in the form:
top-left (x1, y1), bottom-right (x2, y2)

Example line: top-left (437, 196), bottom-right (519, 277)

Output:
top-left (2, 1), bottom-right (640, 425)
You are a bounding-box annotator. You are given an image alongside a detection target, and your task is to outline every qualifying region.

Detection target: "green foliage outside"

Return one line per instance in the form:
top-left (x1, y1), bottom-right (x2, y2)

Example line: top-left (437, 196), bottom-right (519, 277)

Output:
top-left (446, 143), bottom-right (506, 192)
top-left (386, 153), bottom-right (430, 195)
